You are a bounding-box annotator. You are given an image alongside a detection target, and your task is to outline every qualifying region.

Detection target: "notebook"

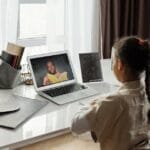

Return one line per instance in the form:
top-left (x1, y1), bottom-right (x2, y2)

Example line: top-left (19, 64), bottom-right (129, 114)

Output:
top-left (0, 95), bottom-right (48, 129)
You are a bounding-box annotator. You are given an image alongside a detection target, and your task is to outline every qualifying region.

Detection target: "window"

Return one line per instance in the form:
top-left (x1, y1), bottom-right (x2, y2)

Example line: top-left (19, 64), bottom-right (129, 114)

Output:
top-left (19, 3), bottom-right (47, 39)
top-left (18, 0), bottom-right (66, 47)
top-left (17, 0), bottom-right (47, 46)
top-left (18, 0), bottom-right (66, 64)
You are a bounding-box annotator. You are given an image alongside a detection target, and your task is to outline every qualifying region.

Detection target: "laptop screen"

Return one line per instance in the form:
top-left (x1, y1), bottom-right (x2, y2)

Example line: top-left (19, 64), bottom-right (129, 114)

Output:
top-left (30, 53), bottom-right (74, 88)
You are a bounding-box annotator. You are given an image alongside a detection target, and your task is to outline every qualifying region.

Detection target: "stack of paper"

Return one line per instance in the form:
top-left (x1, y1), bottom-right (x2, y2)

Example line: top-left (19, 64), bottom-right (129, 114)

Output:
top-left (0, 94), bottom-right (48, 129)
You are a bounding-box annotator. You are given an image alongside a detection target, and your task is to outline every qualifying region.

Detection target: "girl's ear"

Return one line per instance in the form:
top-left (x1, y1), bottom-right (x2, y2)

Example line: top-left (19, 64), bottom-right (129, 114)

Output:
top-left (117, 59), bottom-right (124, 71)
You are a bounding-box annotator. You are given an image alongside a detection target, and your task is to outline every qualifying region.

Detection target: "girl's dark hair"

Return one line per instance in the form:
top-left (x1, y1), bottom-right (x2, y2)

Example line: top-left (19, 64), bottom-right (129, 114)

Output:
top-left (113, 36), bottom-right (149, 73)
top-left (113, 36), bottom-right (150, 121)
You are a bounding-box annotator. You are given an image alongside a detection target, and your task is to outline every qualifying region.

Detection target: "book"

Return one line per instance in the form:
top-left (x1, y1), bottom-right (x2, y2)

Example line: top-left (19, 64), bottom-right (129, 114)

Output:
top-left (6, 42), bottom-right (25, 68)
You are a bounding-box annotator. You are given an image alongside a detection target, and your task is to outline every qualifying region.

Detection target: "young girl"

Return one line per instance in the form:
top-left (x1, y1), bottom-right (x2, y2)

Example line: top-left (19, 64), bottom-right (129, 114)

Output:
top-left (71, 36), bottom-right (150, 150)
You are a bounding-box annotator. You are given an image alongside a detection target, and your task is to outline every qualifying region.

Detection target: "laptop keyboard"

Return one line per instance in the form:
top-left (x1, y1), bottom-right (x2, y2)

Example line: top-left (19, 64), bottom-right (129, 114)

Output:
top-left (43, 84), bottom-right (86, 97)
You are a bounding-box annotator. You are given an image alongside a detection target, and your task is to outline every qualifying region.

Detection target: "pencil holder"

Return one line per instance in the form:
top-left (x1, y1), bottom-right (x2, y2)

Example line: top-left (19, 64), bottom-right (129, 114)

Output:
top-left (0, 58), bottom-right (21, 89)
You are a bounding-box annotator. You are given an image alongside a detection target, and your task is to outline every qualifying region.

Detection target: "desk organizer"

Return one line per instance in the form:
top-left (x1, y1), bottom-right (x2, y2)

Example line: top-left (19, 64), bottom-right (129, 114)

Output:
top-left (0, 58), bottom-right (21, 89)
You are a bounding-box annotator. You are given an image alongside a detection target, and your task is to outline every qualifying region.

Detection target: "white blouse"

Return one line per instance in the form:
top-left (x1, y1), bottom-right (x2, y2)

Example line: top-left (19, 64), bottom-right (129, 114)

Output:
top-left (71, 80), bottom-right (150, 150)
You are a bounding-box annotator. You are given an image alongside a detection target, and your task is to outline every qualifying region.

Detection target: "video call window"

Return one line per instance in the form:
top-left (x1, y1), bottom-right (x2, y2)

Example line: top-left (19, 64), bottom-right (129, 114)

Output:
top-left (30, 54), bottom-right (74, 88)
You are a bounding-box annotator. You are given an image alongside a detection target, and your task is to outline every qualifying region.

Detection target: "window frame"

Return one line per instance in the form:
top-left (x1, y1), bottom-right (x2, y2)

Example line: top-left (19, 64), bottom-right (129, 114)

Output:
top-left (17, 0), bottom-right (67, 48)
top-left (17, 0), bottom-right (46, 46)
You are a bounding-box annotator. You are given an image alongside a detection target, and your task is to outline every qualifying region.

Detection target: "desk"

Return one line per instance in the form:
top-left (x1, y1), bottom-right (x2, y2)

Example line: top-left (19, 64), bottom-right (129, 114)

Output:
top-left (0, 59), bottom-right (117, 150)
top-left (19, 133), bottom-right (99, 150)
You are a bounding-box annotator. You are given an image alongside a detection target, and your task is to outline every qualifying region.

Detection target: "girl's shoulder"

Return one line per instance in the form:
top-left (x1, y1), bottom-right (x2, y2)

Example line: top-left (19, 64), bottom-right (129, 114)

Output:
top-left (101, 91), bottom-right (125, 101)
top-left (98, 91), bottom-right (128, 107)
top-left (103, 91), bottom-right (145, 108)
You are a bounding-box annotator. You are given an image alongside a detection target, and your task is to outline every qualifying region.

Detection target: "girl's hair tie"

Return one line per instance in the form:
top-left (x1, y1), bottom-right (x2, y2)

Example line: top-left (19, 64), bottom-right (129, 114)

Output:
top-left (138, 38), bottom-right (145, 46)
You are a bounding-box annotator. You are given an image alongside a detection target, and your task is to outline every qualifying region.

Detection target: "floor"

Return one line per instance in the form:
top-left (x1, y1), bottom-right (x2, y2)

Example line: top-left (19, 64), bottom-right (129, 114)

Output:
top-left (18, 133), bottom-right (100, 150)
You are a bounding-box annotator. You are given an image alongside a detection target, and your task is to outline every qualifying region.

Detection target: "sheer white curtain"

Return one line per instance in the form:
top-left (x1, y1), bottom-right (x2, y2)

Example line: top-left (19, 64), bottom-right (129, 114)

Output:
top-left (66, 0), bottom-right (100, 53)
top-left (0, 0), bottom-right (19, 52)
top-left (47, 0), bottom-right (101, 81)
top-left (66, 0), bottom-right (101, 81)
top-left (0, 0), bottom-right (7, 51)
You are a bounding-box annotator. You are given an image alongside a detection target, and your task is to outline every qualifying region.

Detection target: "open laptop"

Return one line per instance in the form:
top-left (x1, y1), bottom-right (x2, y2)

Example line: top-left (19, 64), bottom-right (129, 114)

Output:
top-left (28, 50), bottom-right (99, 105)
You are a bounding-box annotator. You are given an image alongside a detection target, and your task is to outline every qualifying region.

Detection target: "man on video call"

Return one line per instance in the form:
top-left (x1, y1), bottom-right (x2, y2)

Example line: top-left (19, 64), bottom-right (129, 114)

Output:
top-left (43, 60), bottom-right (68, 86)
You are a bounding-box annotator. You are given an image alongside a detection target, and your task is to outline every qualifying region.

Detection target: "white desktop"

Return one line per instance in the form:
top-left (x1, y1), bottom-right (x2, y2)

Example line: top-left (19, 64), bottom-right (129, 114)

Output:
top-left (0, 59), bottom-right (119, 150)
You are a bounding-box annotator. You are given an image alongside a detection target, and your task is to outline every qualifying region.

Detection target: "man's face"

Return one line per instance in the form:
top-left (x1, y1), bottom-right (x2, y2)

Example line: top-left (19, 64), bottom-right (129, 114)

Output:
top-left (47, 61), bottom-right (56, 74)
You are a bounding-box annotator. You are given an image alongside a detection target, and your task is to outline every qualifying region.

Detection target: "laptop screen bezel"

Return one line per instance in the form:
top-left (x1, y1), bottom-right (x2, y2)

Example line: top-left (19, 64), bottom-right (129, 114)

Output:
top-left (28, 50), bottom-right (77, 92)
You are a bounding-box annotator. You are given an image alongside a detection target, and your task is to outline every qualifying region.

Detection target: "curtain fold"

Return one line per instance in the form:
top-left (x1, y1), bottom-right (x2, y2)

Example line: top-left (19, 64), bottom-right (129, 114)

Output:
top-left (66, 0), bottom-right (101, 81)
top-left (100, 0), bottom-right (150, 58)
top-left (66, 0), bottom-right (100, 53)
